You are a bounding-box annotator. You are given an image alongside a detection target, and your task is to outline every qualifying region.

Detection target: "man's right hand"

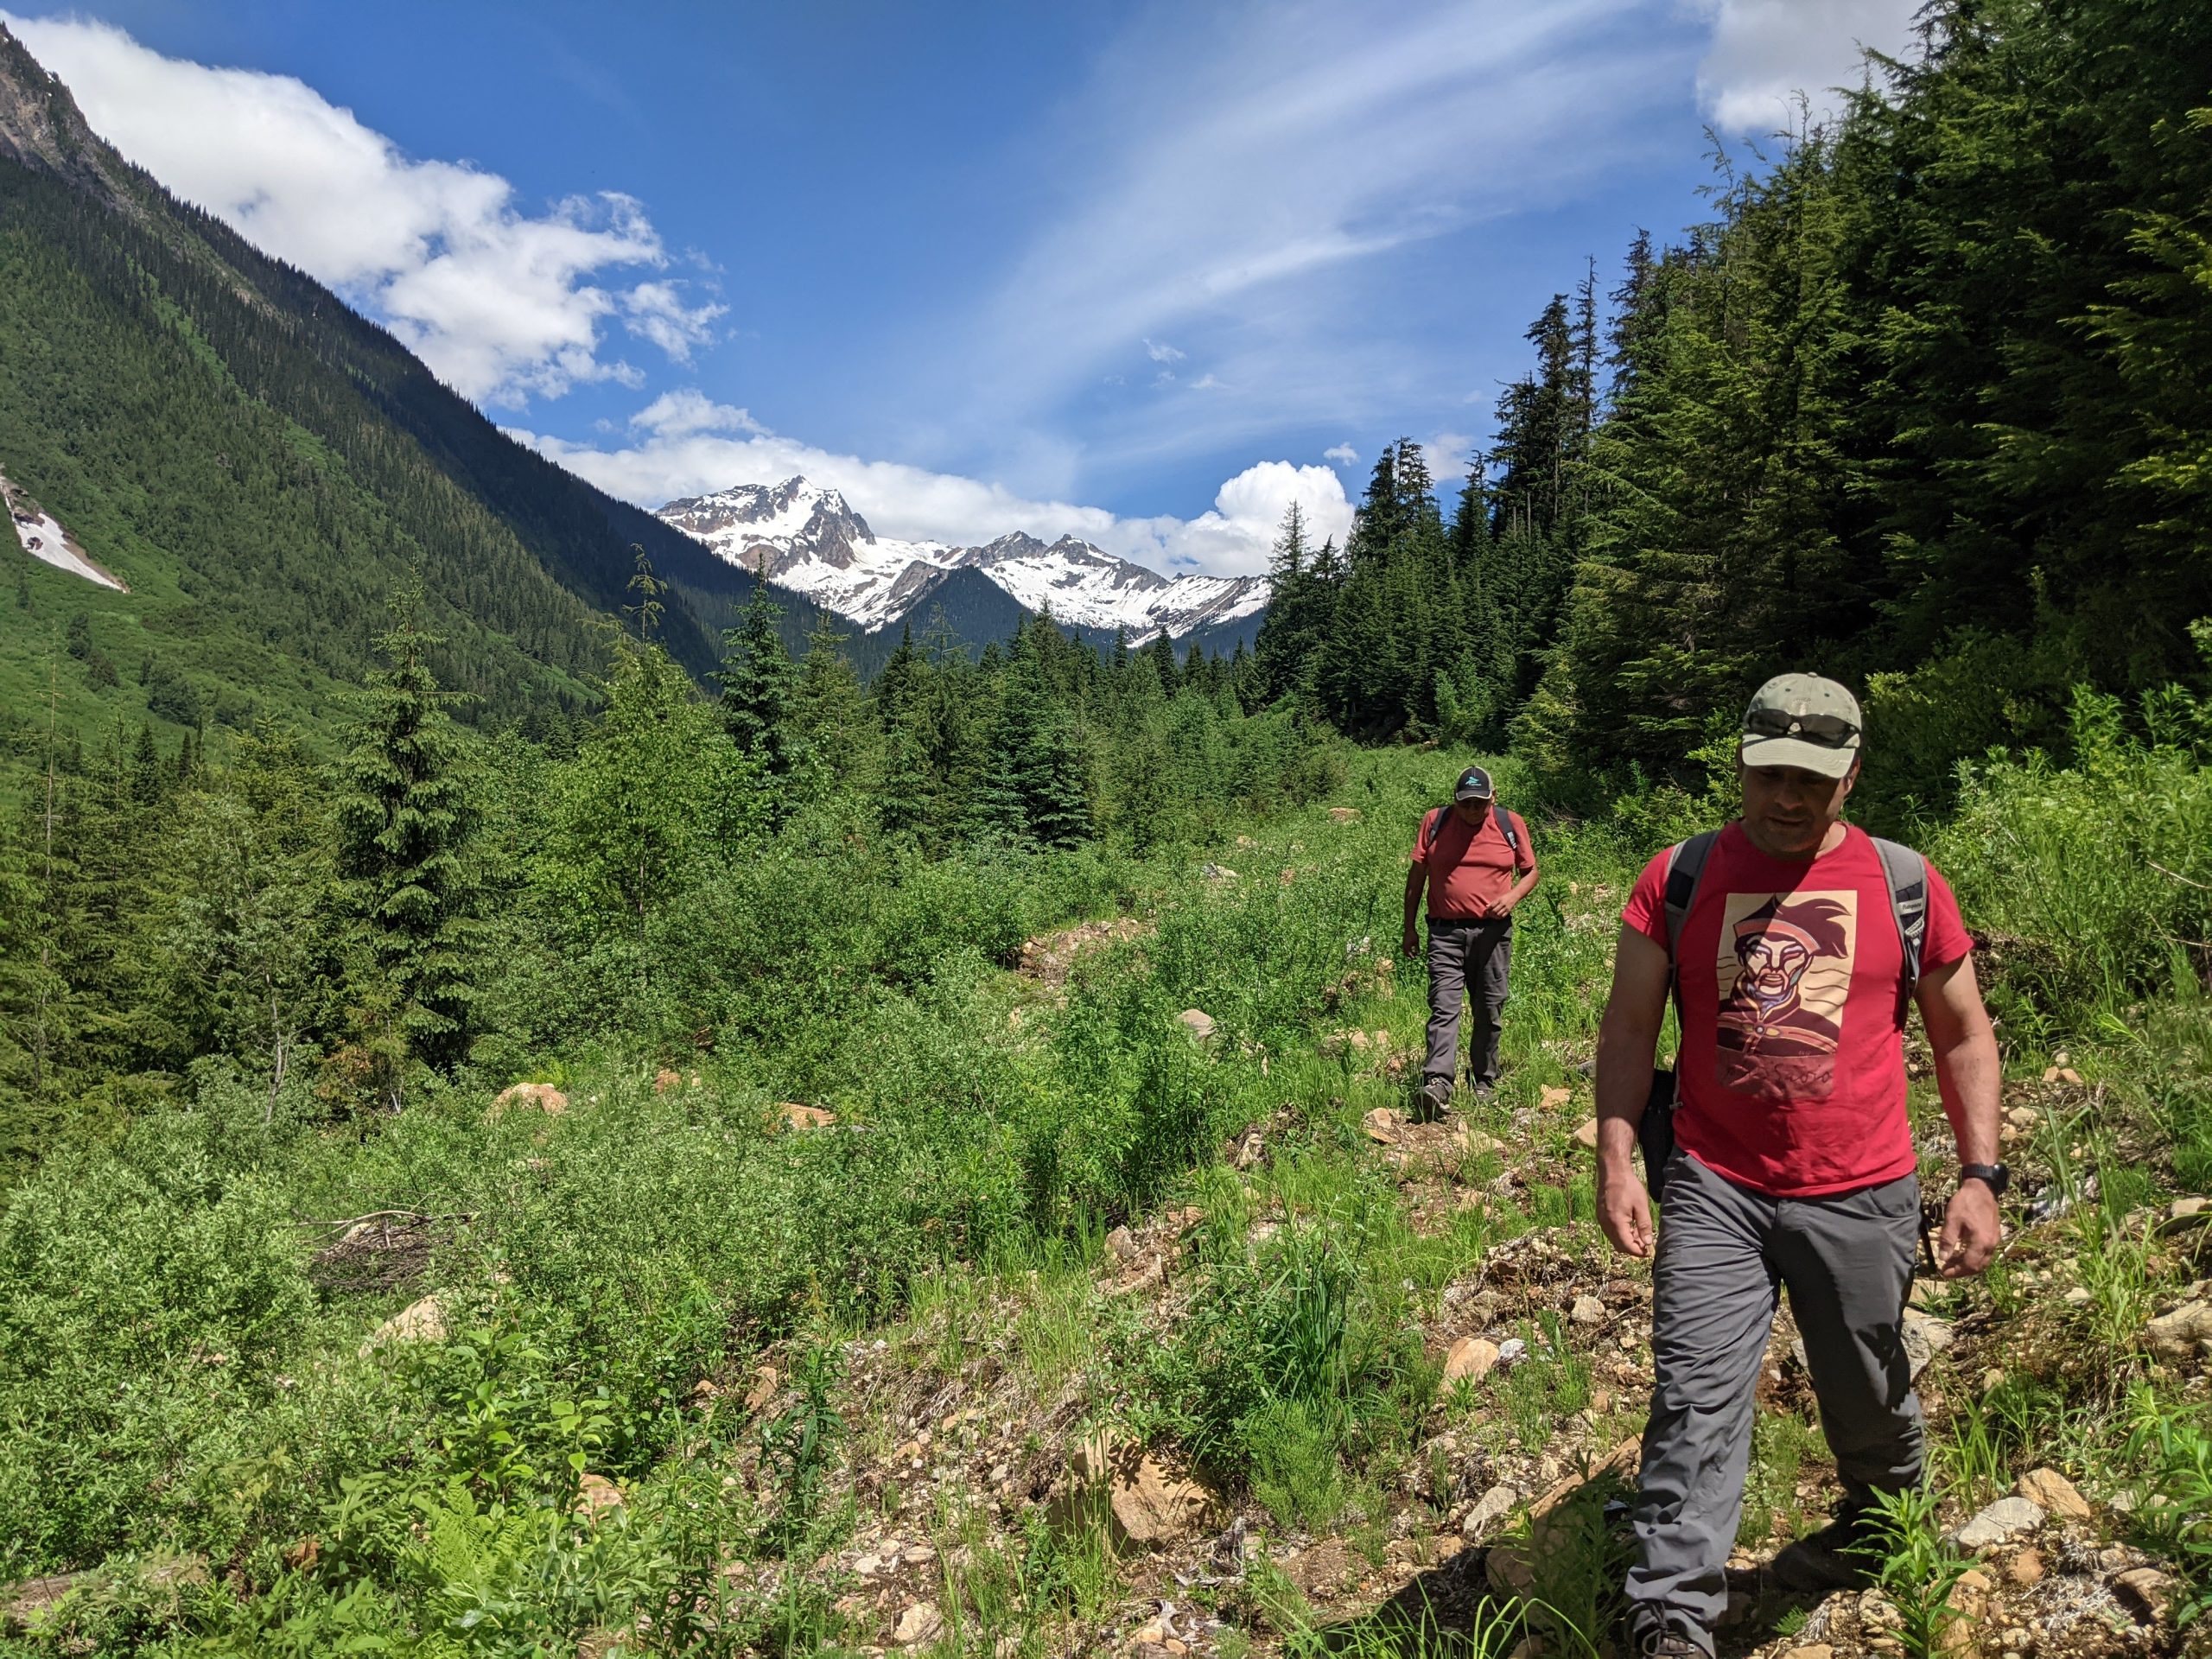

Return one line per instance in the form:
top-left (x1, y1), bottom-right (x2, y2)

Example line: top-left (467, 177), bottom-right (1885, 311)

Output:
top-left (1402, 924), bottom-right (1421, 959)
top-left (1598, 1162), bottom-right (1655, 1258)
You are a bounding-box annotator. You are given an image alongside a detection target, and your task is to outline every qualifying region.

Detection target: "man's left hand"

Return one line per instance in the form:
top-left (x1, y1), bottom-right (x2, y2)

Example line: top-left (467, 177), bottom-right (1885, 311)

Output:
top-left (1936, 1179), bottom-right (2002, 1277)
top-left (1483, 896), bottom-right (1515, 919)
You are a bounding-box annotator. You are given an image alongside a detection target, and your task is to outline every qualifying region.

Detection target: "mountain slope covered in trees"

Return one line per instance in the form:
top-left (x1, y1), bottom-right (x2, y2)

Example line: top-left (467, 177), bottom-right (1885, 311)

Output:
top-left (0, 22), bottom-right (824, 752)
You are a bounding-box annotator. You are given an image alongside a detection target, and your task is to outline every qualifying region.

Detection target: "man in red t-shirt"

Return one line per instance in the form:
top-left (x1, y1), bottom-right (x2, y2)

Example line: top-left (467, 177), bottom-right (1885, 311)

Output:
top-left (1402, 766), bottom-right (1539, 1118)
top-left (1592, 675), bottom-right (2004, 1659)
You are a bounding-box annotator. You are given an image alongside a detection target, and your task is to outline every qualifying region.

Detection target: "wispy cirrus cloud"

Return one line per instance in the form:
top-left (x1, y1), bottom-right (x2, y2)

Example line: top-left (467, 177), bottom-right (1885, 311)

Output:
top-left (3, 11), bottom-right (723, 406)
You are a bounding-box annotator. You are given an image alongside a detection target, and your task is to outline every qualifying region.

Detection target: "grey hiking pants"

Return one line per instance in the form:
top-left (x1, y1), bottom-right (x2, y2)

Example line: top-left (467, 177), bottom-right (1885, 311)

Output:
top-left (1629, 1150), bottom-right (1923, 1651)
top-left (1424, 918), bottom-right (1510, 1091)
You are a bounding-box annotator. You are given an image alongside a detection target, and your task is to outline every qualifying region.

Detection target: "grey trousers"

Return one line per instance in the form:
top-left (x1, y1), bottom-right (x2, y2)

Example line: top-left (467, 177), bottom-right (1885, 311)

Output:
top-left (1629, 1151), bottom-right (1923, 1650)
top-left (1424, 918), bottom-right (1511, 1090)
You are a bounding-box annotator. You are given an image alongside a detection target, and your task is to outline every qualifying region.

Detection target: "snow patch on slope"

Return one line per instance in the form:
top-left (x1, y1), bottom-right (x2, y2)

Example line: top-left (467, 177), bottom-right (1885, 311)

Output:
top-left (3, 467), bottom-right (125, 590)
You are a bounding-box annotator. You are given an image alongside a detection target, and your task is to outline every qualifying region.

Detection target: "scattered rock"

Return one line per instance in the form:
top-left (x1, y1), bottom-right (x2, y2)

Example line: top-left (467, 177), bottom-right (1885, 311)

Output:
top-left (2142, 1299), bottom-right (2212, 1362)
top-left (744, 1365), bottom-right (781, 1412)
top-left (775, 1102), bottom-right (837, 1131)
top-left (1539, 1085), bottom-right (1572, 1112)
top-left (1495, 1337), bottom-right (1529, 1364)
top-left (1175, 1008), bottom-right (1217, 1041)
top-left (1230, 1127), bottom-right (1265, 1170)
top-left (1952, 1497), bottom-right (2043, 1550)
top-left (1462, 1483), bottom-right (1517, 1539)
top-left (283, 1535), bottom-right (320, 1572)
top-left (1105, 1225), bottom-right (1141, 1264)
top-left (1783, 1646), bottom-right (1834, 1659)
top-left (2063, 1286), bottom-right (2093, 1306)
top-left (1108, 1454), bottom-right (1212, 1545)
top-left (1363, 1107), bottom-right (1406, 1145)
top-left (1444, 1337), bottom-right (1502, 1384)
top-left (1902, 1308), bottom-right (1955, 1380)
top-left (653, 1067), bottom-right (681, 1094)
top-left (2110, 1567), bottom-right (2173, 1624)
top-left (359, 1294), bottom-right (444, 1356)
top-left (1571, 1119), bottom-right (1599, 1150)
top-left (488, 1081), bottom-right (568, 1121)
top-left (1486, 1540), bottom-right (1535, 1598)
top-left (1327, 807), bottom-right (1362, 823)
top-left (2004, 1547), bottom-right (2044, 1586)
top-left (893, 1602), bottom-right (944, 1645)
top-left (1569, 1294), bottom-right (1605, 1326)
top-left (575, 1473), bottom-right (624, 1517)
top-left (2014, 1468), bottom-right (2091, 1518)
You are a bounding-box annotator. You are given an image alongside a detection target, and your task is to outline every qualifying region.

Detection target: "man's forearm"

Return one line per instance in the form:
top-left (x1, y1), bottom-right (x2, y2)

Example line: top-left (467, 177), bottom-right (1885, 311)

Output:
top-left (1593, 1012), bottom-right (1661, 1173)
top-left (1932, 1027), bottom-right (2002, 1167)
top-left (1403, 867), bottom-right (1426, 934)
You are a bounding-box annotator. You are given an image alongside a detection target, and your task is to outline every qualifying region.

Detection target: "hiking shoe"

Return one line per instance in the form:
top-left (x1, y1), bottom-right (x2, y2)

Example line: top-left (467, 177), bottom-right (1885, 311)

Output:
top-left (1414, 1077), bottom-right (1452, 1122)
top-left (1771, 1508), bottom-right (1883, 1592)
top-left (1630, 1616), bottom-right (1708, 1658)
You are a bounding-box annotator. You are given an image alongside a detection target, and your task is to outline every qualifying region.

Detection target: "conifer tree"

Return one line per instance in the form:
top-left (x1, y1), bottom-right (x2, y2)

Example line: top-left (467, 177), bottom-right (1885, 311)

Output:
top-left (716, 558), bottom-right (808, 799)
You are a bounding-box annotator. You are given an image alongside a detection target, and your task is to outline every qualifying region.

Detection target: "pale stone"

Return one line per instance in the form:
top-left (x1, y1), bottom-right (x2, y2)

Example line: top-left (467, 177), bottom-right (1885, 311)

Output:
top-left (1902, 1308), bottom-right (1954, 1380)
top-left (1175, 1008), bottom-right (1217, 1041)
top-left (653, 1067), bottom-right (681, 1094)
top-left (1461, 1483), bottom-right (1516, 1539)
top-left (1105, 1225), bottom-right (1141, 1263)
top-left (2004, 1547), bottom-right (2044, 1586)
top-left (776, 1102), bottom-right (836, 1130)
top-left (1327, 807), bottom-right (1362, 823)
top-left (1539, 1085), bottom-right (1572, 1111)
top-left (1570, 1294), bottom-right (1605, 1326)
top-left (2143, 1299), bottom-right (2212, 1361)
top-left (1485, 1540), bottom-right (1535, 1598)
top-left (744, 1365), bottom-right (781, 1412)
top-left (1108, 1454), bottom-right (1211, 1544)
top-left (575, 1472), bottom-right (624, 1516)
top-left (893, 1602), bottom-right (944, 1645)
top-left (359, 1294), bottom-right (444, 1356)
top-left (1952, 1497), bottom-right (2043, 1550)
top-left (1783, 1646), bottom-right (1834, 1659)
top-left (489, 1081), bottom-right (567, 1120)
top-left (2015, 1468), bottom-right (2091, 1518)
top-left (1443, 1337), bottom-right (1502, 1384)
top-left (1363, 1107), bottom-right (1405, 1145)
top-left (1571, 1119), bottom-right (1599, 1150)
top-left (2111, 1567), bottom-right (2173, 1624)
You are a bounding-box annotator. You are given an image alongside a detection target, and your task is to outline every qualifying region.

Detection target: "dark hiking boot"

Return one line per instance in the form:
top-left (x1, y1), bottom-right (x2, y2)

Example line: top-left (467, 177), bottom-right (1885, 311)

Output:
top-left (1414, 1076), bottom-right (1452, 1122)
top-left (1771, 1506), bottom-right (1884, 1592)
top-left (1630, 1613), bottom-right (1709, 1658)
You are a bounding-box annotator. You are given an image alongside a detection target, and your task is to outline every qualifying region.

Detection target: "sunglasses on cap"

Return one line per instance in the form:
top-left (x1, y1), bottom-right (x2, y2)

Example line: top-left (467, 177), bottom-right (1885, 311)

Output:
top-left (1742, 707), bottom-right (1859, 747)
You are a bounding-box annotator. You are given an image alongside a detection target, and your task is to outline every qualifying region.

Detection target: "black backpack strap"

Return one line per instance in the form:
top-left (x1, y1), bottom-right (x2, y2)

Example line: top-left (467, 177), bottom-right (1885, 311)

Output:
top-left (1420, 805), bottom-right (1446, 856)
top-left (1871, 836), bottom-right (1929, 1002)
top-left (1661, 830), bottom-right (1720, 990)
top-left (1492, 801), bottom-right (1520, 853)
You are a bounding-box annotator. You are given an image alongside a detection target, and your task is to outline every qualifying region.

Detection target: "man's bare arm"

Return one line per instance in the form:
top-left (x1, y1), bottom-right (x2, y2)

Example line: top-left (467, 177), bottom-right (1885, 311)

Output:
top-left (1595, 925), bottom-right (1672, 1257)
top-left (1916, 953), bottom-right (2004, 1276)
top-left (1402, 862), bottom-right (1426, 958)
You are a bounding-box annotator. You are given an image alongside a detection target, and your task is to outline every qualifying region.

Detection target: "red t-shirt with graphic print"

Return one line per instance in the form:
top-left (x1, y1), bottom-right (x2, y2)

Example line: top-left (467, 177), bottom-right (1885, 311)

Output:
top-left (1620, 822), bottom-right (1973, 1198)
top-left (1414, 805), bottom-right (1535, 920)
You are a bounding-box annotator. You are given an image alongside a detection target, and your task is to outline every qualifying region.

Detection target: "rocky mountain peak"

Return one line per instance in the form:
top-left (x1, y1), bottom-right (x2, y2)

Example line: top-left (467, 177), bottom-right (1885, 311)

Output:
top-left (0, 24), bottom-right (148, 213)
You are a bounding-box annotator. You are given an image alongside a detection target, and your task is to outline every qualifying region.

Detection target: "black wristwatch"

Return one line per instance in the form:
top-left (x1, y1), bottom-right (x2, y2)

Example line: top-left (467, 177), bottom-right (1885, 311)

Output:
top-left (1959, 1162), bottom-right (2009, 1198)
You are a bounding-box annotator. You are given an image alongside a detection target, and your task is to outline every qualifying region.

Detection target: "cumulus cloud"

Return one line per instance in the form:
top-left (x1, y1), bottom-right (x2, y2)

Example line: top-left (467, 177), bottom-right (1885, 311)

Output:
top-left (1324, 442), bottom-right (1362, 467)
top-left (1688, 0), bottom-right (1918, 133)
top-left (3, 12), bottom-right (718, 406)
top-left (511, 392), bottom-right (1351, 579)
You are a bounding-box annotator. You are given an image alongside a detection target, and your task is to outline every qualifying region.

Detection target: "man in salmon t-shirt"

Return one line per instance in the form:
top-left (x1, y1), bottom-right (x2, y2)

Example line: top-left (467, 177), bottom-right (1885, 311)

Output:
top-left (1402, 766), bottom-right (1540, 1119)
top-left (1592, 675), bottom-right (2004, 1659)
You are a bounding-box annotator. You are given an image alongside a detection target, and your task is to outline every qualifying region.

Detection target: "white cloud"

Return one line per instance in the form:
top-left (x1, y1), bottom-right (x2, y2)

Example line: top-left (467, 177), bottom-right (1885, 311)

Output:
top-left (1324, 442), bottom-right (1362, 467)
top-left (510, 392), bottom-right (1351, 579)
top-left (1419, 431), bottom-right (1474, 479)
top-left (3, 12), bottom-right (715, 406)
top-left (1189, 373), bottom-right (1224, 391)
top-left (1687, 0), bottom-right (1918, 133)
top-left (1144, 338), bottom-right (1186, 364)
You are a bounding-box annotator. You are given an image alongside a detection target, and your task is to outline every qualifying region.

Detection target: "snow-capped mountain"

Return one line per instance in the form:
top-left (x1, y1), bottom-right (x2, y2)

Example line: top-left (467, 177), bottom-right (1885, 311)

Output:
top-left (655, 477), bottom-right (1267, 643)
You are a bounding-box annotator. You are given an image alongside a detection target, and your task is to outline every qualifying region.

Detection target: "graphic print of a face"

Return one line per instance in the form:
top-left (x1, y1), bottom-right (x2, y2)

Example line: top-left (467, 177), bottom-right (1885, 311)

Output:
top-left (1714, 892), bottom-right (1857, 1099)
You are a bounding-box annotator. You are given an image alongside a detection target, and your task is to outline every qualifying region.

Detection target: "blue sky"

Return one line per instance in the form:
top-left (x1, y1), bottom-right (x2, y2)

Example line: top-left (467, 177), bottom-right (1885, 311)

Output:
top-left (4, 0), bottom-right (1917, 575)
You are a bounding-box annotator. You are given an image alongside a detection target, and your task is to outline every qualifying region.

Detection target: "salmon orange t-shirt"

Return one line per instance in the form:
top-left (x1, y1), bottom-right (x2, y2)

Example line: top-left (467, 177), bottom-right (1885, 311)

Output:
top-left (1414, 805), bottom-right (1535, 920)
top-left (1620, 823), bottom-right (1973, 1198)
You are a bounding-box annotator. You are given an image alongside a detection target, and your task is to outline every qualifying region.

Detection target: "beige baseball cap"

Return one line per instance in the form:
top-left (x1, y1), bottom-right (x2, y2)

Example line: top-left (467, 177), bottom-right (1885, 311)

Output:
top-left (1739, 673), bottom-right (1863, 778)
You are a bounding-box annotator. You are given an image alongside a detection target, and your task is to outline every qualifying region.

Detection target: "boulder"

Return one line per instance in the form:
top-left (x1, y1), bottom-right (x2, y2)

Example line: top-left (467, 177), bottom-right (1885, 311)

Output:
top-left (2014, 1467), bottom-right (2091, 1518)
top-left (893, 1602), bottom-right (944, 1645)
top-left (1107, 1453), bottom-right (1212, 1545)
top-left (488, 1081), bottom-right (567, 1121)
top-left (1175, 1008), bottom-right (1217, 1041)
top-left (1327, 807), bottom-right (1362, 823)
top-left (575, 1473), bottom-right (624, 1516)
top-left (2110, 1567), bottom-right (2173, 1624)
top-left (774, 1102), bottom-right (836, 1131)
top-left (1461, 1483), bottom-right (1517, 1539)
top-left (1951, 1496), bottom-right (2042, 1550)
top-left (1444, 1337), bottom-right (1502, 1385)
top-left (1105, 1226), bottom-right (1141, 1264)
top-left (2142, 1299), bottom-right (2212, 1362)
top-left (1571, 1119), bottom-right (1600, 1151)
top-left (359, 1294), bottom-right (444, 1356)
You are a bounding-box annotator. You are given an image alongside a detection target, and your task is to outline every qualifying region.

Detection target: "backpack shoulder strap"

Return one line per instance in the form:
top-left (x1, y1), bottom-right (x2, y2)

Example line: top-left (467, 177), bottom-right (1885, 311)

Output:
top-left (1492, 801), bottom-right (1520, 853)
top-left (1871, 836), bottom-right (1929, 995)
top-left (1662, 830), bottom-right (1719, 968)
top-left (1420, 806), bottom-right (1446, 856)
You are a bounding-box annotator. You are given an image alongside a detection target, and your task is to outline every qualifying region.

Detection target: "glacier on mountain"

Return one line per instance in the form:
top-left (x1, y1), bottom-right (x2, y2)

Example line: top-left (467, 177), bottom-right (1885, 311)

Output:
top-left (655, 477), bottom-right (1267, 642)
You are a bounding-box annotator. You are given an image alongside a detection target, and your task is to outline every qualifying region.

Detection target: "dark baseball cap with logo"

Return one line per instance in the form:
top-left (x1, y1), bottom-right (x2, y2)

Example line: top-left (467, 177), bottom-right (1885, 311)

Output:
top-left (1452, 766), bottom-right (1495, 802)
top-left (1739, 674), bottom-right (1863, 779)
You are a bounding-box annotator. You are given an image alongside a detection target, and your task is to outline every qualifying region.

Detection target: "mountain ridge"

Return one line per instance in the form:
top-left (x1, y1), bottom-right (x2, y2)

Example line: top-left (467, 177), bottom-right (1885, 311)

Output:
top-left (657, 475), bottom-right (1268, 645)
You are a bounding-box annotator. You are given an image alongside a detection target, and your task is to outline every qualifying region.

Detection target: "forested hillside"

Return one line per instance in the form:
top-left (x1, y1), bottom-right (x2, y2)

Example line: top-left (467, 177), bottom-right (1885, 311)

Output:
top-left (1255, 0), bottom-right (2212, 810)
top-left (0, 22), bottom-right (823, 753)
